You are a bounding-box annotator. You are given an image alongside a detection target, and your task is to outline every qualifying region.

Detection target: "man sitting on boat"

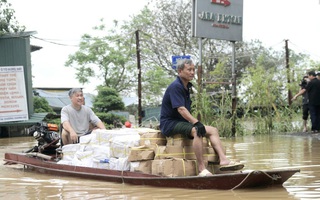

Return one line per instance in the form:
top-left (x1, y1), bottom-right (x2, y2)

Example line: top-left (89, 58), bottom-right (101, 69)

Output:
top-left (61, 88), bottom-right (106, 145)
top-left (160, 59), bottom-right (244, 177)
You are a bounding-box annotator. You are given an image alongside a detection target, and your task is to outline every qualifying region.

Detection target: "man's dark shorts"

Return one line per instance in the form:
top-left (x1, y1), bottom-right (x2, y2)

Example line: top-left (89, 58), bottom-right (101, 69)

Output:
top-left (168, 122), bottom-right (194, 139)
top-left (303, 104), bottom-right (309, 120)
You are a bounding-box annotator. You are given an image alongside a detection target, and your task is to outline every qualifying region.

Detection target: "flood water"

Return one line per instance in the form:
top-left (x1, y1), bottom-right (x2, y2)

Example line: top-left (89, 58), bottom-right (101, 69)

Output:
top-left (1, 133), bottom-right (320, 200)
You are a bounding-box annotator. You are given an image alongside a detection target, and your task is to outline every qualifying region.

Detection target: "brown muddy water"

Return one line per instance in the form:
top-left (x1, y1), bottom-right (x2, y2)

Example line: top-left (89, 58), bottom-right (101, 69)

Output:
top-left (0, 133), bottom-right (320, 200)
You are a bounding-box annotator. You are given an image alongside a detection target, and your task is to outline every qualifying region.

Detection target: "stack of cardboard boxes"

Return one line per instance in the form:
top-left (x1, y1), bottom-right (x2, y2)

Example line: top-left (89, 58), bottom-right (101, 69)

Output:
top-left (59, 128), bottom-right (221, 177)
top-left (129, 130), bottom-right (220, 177)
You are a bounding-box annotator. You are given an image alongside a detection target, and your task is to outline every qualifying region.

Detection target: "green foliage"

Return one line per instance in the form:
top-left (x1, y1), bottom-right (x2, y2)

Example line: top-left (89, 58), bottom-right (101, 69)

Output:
top-left (239, 58), bottom-right (281, 134)
top-left (143, 66), bottom-right (174, 106)
top-left (65, 19), bottom-right (137, 95)
top-left (33, 96), bottom-right (54, 113)
top-left (125, 104), bottom-right (138, 116)
top-left (191, 88), bottom-right (245, 137)
top-left (96, 112), bottom-right (127, 128)
top-left (33, 97), bottom-right (60, 125)
top-left (191, 87), bottom-right (214, 125)
top-left (0, 0), bottom-right (25, 35)
top-left (272, 106), bottom-right (297, 133)
top-left (44, 117), bottom-right (61, 126)
top-left (93, 86), bottom-right (125, 112)
top-left (60, 0), bottom-right (316, 135)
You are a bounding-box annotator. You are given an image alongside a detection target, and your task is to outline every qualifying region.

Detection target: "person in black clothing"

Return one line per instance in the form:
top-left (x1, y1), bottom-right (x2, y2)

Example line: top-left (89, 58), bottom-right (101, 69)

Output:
top-left (292, 76), bottom-right (310, 132)
top-left (316, 71), bottom-right (320, 79)
top-left (293, 71), bottom-right (320, 133)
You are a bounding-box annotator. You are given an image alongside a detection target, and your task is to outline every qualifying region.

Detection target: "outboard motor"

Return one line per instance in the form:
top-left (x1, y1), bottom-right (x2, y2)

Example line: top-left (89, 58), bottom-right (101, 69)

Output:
top-left (26, 122), bottom-right (60, 154)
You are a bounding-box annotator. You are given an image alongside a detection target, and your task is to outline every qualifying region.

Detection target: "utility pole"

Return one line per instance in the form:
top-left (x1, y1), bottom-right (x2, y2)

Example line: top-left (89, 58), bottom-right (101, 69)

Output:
top-left (135, 30), bottom-right (142, 126)
top-left (231, 41), bottom-right (237, 137)
top-left (197, 38), bottom-right (203, 121)
top-left (285, 39), bottom-right (292, 106)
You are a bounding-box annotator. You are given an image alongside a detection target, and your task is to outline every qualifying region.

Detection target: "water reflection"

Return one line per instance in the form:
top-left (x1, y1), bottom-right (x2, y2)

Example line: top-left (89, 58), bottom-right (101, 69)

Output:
top-left (1, 134), bottom-right (320, 199)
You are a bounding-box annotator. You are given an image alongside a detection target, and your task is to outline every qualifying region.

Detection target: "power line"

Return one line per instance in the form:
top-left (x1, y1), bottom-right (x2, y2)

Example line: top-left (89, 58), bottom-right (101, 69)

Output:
top-left (31, 30), bottom-right (138, 48)
top-left (31, 36), bottom-right (79, 47)
top-left (288, 40), bottom-right (320, 60)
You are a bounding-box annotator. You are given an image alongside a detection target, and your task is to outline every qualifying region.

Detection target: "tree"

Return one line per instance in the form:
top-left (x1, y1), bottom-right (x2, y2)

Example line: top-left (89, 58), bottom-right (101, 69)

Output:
top-left (65, 8), bottom-right (175, 105)
top-left (65, 0), bottom-right (234, 106)
top-left (33, 96), bottom-right (54, 113)
top-left (0, 0), bottom-right (25, 35)
top-left (63, 0), bottom-right (316, 134)
top-left (93, 86), bottom-right (125, 113)
top-left (65, 19), bottom-right (137, 95)
top-left (122, 2), bottom-right (193, 105)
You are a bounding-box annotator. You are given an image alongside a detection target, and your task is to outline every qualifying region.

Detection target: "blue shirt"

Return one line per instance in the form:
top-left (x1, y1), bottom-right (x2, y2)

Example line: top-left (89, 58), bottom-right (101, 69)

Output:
top-left (160, 77), bottom-right (193, 136)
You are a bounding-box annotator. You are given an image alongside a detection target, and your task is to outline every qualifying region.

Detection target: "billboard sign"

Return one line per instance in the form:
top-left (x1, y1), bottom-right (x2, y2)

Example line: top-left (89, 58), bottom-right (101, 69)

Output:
top-left (192, 0), bottom-right (243, 41)
top-left (0, 66), bottom-right (29, 122)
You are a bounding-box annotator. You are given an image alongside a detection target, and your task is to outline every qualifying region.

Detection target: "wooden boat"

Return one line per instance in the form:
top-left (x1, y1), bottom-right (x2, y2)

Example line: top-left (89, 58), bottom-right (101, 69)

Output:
top-left (4, 152), bottom-right (300, 190)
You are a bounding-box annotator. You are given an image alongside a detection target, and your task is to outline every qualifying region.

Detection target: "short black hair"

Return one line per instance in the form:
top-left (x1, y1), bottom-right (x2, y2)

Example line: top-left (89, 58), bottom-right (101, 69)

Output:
top-left (308, 71), bottom-right (316, 76)
top-left (299, 77), bottom-right (308, 87)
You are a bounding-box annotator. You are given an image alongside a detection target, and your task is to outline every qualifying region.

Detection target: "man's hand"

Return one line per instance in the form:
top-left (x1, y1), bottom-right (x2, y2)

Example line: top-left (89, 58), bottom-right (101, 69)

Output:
top-left (70, 131), bottom-right (78, 143)
top-left (291, 95), bottom-right (297, 101)
top-left (193, 121), bottom-right (206, 137)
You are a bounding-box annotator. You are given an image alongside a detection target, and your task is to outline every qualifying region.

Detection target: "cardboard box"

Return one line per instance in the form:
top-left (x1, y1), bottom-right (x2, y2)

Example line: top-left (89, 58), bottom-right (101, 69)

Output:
top-left (165, 146), bottom-right (190, 159)
top-left (130, 160), bottom-right (152, 174)
top-left (166, 135), bottom-right (193, 146)
top-left (139, 132), bottom-right (167, 146)
top-left (166, 134), bottom-right (209, 147)
top-left (151, 158), bottom-right (198, 177)
top-left (156, 146), bottom-right (218, 162)
top-left (184, 146), bottom-right (219, 163)
top-left (128, 146), bottom-right (155, 162)
top-left (154, 145), bottom-right (167, 159)
top-left (207, 162), bottom-right (220, 174)
top-left (203, 147), bottom-right (219, 163)
top-left (154, 145), bottom-right (193, 160)
top-left (136, 128), bottom-right (161, 134)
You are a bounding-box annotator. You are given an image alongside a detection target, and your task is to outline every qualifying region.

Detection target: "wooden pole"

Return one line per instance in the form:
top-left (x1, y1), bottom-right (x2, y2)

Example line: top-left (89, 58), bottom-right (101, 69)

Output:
top-left (285, 40), bottom-right (292, 106)
top-left (231, 41), bottom-right (237, 137)
top-left (197, 38), bottom-right (203, 121)
top-left (135, 30), bottom-right (142, 126)
top-left (197, 64), bottom-right (202, 121)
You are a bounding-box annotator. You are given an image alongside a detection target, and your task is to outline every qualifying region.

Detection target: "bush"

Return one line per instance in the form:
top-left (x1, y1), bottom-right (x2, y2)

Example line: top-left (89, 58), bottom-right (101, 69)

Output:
top-left (96, 112), bottom-right (127, 128)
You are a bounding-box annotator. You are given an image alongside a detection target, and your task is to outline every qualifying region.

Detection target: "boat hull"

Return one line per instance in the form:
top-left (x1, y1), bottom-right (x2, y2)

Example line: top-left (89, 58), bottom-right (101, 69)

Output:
top-left (4, 152), bottom-right (299, 190)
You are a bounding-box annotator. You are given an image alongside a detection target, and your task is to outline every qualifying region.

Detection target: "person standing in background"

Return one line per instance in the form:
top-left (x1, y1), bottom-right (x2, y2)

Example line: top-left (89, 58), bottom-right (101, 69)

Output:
top-left (292, 76), bottom-right (310, 132)
top-left (292, 71), bottom-right (320, 133)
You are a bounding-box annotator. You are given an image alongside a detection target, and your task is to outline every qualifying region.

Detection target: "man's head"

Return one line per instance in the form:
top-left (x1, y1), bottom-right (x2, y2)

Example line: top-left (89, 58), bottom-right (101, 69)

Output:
top-left (316, 71), bottom-right (320, 79)
top-left (176, 59), bottom-right (195, 82)
top-left (307, 71), bottom-right (317, 80)
top-left (300, 75), bottom-right (309, 87)
top-left (68, 88), bottom-right (84, 108)
top-left (176, 59), bottom-right (193, 71)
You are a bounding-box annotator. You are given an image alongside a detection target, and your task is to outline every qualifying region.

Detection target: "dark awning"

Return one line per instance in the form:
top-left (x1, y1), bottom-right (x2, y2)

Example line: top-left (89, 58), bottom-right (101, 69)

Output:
top-left (0, 113), bottom-right (48, 127)
top-left (31, 45), bottom-right (42, 52)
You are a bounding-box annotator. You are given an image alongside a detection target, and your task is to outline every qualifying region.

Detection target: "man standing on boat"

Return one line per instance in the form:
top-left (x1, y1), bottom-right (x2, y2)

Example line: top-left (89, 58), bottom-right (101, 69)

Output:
top-left (160, 59), bottom-right (244, 176)
top-left (61, 88), bottom-right (106, 145)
